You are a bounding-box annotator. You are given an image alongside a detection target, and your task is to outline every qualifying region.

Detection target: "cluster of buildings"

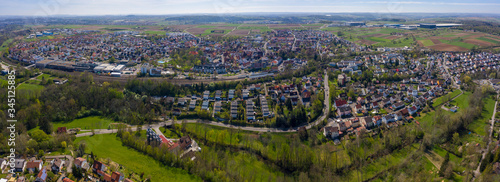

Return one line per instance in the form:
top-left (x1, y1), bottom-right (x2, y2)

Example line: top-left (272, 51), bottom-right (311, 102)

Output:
top-left (92, 160), bottom-right (132, 182)
top-left (324, 81), bottom-right (446, 142)
top-left (146, 128), bottom-right (200, 157)
top-left (443, 52), bottom-right (500, 76)
top-left (0, 157), bottom-right (70, 182)
top-left (26, 29), bottom-right (100, 39)
top-left (10, 27), bottom-right (368, 76)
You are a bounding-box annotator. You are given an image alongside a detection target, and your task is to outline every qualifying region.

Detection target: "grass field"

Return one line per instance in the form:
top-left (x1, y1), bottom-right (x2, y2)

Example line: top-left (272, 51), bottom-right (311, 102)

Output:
top-left (467, 97), bottom-right (495, 136)
top-left (0, 38), bottom-right (13, 52)
top-left (53, 116), bottom-right (114, 130)
top-left (17, 83), bottom-right (44, 92)
top-left (37, 74), bottom-right (60, 81)
top-left (437, 38), bottom-right (476, 49)
top-left (421, 39), bottom-right (435, 46)
top-left (432, 89), bottom-right (462, 108)
top-left (201, 29), bottom-right (232, 36)
top-left (449, 92), bottom-right (471, 109)
top-left (348, 143), bottom-right (420, 182)
top-left (366, 36), bottom-right (390, 42)
top-left (477, 37), bottom-right (500, 44)
top-left (75, 133), bottom-right (201, 182)
top-left (238, 26), bottom-right (272, 33)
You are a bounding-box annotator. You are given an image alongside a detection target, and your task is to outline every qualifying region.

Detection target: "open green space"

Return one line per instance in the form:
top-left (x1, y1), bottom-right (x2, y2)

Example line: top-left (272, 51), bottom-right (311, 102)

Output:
top-left (348, 143), bottom-right (420, 182)
top-left (75, 133), bottom-right (201, 182)
top-left (366, 36), bottom-right (390, 42)
top-left (201, 29), bottom-right (232, 36)
top-left (52, 116), bottom-right (114, 130)
top-left (432, 89), bottom-right (461, 107)
top-left (421, 39), bottom-right (435, 46)
top-left (238, 26), bottom-right (272, 32)
top-left (17, 83), bottom-right (44, 92)
top-left (0, 38), bottom-right (13, 52)
top-left (477, 37), bottom-right (500, 45)
top-left (467, 97), bottom-right (495, 136)
top-left (439, 39), bottom-right (476, 49)
top-left (449, 92), bottom-right (471, 109)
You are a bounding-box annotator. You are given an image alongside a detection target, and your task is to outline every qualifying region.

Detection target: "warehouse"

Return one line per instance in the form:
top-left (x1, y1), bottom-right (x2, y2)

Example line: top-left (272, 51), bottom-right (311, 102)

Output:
top-left (35, 59), bottom-right (57, 68)
top-left (113, 65), bottom-right (125, 72)
top-left (419, 23), bottom-right (437, 29)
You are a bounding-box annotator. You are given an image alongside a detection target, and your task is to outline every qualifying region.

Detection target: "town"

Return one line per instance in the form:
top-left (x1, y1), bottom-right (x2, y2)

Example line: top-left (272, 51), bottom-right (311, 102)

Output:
top-left (2, 12), bottom-right (500, 182)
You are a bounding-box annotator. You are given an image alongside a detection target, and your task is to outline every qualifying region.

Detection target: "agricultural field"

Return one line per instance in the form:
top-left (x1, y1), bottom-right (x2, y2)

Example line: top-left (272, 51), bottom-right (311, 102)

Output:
top-left (237, 25), bottom-right (272, 33)
top-left (322, 26), bottom-right (500, 50)
top-left (226, 29), bottom-right (250, 36)
top-left (75, 133), bottom-right (201, 182)
top-left (415, 30), bottom-right (500, 51)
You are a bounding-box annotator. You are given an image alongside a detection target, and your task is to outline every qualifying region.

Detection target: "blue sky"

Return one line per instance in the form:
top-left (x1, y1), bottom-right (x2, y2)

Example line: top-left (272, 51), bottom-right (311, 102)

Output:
top-left (1, 0), bottom-right (499, 15)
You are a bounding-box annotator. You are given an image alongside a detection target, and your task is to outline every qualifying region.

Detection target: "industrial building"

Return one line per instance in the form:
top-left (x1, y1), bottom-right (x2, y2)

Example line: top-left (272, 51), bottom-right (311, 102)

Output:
top-left (419, 23), bottom-right (462, 29)
top-left (346, 22), bottom-right (366, 26)
top-left (419, 24), bottom-right (437, 29)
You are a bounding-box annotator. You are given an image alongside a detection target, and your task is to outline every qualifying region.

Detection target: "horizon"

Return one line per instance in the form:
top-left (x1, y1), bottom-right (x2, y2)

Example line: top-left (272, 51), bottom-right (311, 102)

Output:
top-left (2, 0), bottom-right (500, 16)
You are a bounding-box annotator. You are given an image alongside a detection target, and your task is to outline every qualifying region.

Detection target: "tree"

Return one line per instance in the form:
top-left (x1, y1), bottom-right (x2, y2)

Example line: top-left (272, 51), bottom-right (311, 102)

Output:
top-left (61, 141), bottom-right (67, 149)
top-left (464, 76), bottom-right (472, 85)
top-left (285, 98), bottom-right (293, 111)
top-left (439, 152), bottom-right (450, 177)
top-left (452, 132), bottom-right (460, 145)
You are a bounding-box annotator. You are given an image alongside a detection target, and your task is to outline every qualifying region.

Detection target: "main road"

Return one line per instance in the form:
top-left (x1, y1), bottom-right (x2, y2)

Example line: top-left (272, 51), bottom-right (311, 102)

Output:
top-left (76, 70), bottom-right (330, 137)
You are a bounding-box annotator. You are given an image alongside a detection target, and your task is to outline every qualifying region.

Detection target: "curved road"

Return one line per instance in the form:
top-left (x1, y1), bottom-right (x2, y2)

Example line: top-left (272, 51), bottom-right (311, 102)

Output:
top-left (76, 71), bottom-right (330, 137)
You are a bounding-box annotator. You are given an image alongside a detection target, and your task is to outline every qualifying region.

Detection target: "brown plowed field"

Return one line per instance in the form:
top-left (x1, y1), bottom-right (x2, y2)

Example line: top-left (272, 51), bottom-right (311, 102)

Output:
top-left (429, 38), bottom-right (442, 44)
top-left (227, 29), bottom-right (249, 36)
top-left (464, 39), bottom-right (496, 46)
top-left (417, 40), bottom-right (424, 47)
top-left (186, 28), bottom-right (208, 35)
top-left (267, 24), bottom-right (301, 28)
top-left (427, 44), bottom-right (468, 51)
top-left (357, 39), bottom-right (378, 45)
top-left (383, 35), bottom-right (400, 40)
top-left (167, 25), bottom-right (197, 30)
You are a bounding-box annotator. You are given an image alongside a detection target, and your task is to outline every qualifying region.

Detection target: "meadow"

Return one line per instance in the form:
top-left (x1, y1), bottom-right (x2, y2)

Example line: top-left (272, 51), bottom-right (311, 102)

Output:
top-left (75, 133), bottom-right (201, 182)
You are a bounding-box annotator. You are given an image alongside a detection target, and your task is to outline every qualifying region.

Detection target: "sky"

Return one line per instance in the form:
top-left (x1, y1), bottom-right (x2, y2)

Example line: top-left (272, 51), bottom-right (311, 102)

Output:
top-left (1, 0), bottom-right (500, 16)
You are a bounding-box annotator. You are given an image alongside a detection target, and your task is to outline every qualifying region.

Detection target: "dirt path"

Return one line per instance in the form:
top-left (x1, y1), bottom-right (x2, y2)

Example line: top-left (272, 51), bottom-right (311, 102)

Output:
top-left (424, 150), bottom-right (443, 169)
top-left (473, 97), bottom-right (498, 180)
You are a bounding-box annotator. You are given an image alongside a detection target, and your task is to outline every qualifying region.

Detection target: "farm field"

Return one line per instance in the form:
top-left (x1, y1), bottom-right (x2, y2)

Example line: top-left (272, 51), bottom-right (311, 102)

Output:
top-left (75, 133), bottom-right (201, 182)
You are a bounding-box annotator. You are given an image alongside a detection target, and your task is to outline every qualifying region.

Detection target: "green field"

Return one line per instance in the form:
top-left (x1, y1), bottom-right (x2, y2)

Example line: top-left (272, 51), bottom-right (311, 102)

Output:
top-left (238, 26), bottom-right (272, 33)
top-left (17, 83), bottom-right (44, 92)
top-left (53, 116), bottom-right (114, 130)
top-left (421, 39), bottom-right (435, 47)
top-left (432, 89), bottom-right (462, 107)
top-left (0, 38), bottom-right (13, 52)
top-left (449, 92), bottom-right (471, 109)
top-left (366, 36), bottom-right (390, 42)
top-left (439, 39), bottom-right (476, 49)
top-left (75, 133), bottom-right (201, 182)
top-left (348, 143), bottom-right (420, 182)
top-left (477, 37), bottom-right (500, 45)
top-left (201, 29), bottom-right (232, 36)
top-left (467, 97), bottom-right (495, 136)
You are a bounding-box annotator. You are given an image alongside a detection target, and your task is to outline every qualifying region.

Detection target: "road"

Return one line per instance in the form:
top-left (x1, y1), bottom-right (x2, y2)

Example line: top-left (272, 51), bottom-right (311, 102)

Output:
top-left (473, 95), bottom-right (498, 180)
top-left (76, 70), bottom-right (330, 137)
